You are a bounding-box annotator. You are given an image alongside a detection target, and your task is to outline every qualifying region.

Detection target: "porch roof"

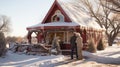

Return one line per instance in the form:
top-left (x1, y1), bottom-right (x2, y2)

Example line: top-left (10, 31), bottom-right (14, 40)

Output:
top-left (26, 22), bottom-right (83, 30)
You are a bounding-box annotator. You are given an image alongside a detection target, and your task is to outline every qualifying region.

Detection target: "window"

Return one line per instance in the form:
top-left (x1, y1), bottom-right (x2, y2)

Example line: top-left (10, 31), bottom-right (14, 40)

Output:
top-left (51, 10), bottom-right (64, 22)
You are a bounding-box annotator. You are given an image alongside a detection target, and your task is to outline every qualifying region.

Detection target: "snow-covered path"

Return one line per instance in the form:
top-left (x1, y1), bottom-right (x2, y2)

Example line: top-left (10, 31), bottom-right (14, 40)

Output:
top-left (0, 45), bottom-right (120, 67)
top-left (88, 45), bottom-right (120, 64)
top-left (56, 45), bottom-right (120, 67)
top-left (0, 52), bottom-right (66, 67)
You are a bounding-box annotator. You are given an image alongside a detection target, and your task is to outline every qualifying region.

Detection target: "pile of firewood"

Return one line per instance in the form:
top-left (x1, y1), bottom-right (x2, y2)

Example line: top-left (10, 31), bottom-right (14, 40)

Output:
top-left (10, 44), bottom-right (50, 56)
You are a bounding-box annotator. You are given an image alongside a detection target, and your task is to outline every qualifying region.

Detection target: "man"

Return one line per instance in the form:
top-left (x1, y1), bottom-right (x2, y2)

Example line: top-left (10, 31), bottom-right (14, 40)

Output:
top-left (70, 32), bottom-right (78, 59)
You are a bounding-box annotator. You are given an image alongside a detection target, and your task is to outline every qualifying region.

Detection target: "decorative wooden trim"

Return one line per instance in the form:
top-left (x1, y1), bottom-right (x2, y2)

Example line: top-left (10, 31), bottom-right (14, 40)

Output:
top-left (42, 0), bottom-right (71, 23)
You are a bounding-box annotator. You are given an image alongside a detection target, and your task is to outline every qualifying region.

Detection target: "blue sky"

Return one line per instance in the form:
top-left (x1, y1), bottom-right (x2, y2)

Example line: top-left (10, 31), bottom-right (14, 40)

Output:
top-left (0, 0), bottom-right (54, 37)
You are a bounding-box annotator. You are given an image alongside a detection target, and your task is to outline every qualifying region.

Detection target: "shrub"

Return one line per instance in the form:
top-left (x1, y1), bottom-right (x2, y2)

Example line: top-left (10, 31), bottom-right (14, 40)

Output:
top-left (87, 38), bottom-right (97, 53)
top-left (97, 39), bottom-right (105, 50)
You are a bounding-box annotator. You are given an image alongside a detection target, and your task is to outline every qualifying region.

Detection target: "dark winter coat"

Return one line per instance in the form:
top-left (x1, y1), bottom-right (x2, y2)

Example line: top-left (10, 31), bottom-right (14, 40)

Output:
top-left (70, 35), bottom-right (77, 47)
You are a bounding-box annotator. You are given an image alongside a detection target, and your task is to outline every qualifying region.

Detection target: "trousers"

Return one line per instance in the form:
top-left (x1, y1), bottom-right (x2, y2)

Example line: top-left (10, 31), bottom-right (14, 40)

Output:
top-left (71, 44), bottom-right (78, 59)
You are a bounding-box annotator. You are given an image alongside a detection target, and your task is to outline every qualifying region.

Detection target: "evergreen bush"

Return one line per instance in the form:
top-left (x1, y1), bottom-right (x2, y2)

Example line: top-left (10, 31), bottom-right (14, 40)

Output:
top-left (97, 39), bottom-right (105, 50)
top-left (87, 38), bottom-right (97, 53)
top-left (0, 32), bottom-right (7, 57)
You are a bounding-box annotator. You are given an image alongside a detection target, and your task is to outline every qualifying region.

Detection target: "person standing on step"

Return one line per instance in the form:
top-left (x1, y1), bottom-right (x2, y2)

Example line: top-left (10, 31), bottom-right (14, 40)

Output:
top-left (70, 32), bottom-right (78, 59)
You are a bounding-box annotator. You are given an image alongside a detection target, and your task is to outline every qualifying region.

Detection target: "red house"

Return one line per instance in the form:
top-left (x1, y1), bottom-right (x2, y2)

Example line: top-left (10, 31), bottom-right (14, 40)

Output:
top-left (26, 0), bottom-right (104, 50)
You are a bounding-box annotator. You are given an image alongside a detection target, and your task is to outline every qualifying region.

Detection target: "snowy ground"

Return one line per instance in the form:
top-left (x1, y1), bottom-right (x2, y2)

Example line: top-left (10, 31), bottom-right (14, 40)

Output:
top-left (0, 44), bottom-right (120, 67)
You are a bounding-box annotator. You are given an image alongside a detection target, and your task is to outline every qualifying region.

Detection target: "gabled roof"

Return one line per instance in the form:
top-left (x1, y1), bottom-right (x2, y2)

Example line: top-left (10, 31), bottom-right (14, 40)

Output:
top-left (27, 0), bottom-right (103, 30)
top-left (57, 0), bottom-right (101, 29)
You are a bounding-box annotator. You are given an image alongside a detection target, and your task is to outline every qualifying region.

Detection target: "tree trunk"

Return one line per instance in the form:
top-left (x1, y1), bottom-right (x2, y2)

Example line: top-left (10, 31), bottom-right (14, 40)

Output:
top-left (108, 37), bottom-right (114, 46)
top-left (107, 30), bottom-right (118, 46)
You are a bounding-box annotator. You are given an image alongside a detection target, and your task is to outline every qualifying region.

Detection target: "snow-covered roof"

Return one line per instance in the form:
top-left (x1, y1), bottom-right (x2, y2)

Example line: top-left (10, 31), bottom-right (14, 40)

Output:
top-left (57, 0), bottom-right (102, 29)
top-left (27, 0), bottom-right (103, 30)
top-left (27, 22), bottom-right (81, 30)
top-left (43, 22), bottom-right (81, 26)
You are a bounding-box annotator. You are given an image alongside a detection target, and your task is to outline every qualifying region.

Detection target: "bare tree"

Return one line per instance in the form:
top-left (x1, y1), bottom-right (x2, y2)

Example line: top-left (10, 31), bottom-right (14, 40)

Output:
top-left (80, 0), bottom-right (120, 46)
top-left (6, 36), bottom-right (17, 43)
top-left (106, 0), bottom-right (120, 13)
top-left (0, 15), bottom-right (11, 33)
top-left (0, 15), bottom-right (11, 57)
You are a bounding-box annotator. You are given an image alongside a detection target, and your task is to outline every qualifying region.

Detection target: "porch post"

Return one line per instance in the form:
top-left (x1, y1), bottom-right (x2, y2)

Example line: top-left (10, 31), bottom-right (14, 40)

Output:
top-left (27, 31), bottom-right (32, 44)
top-left (63, 31), bottom-right (66, 43)
top-left (66, 31), bottom-right (68, 43)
